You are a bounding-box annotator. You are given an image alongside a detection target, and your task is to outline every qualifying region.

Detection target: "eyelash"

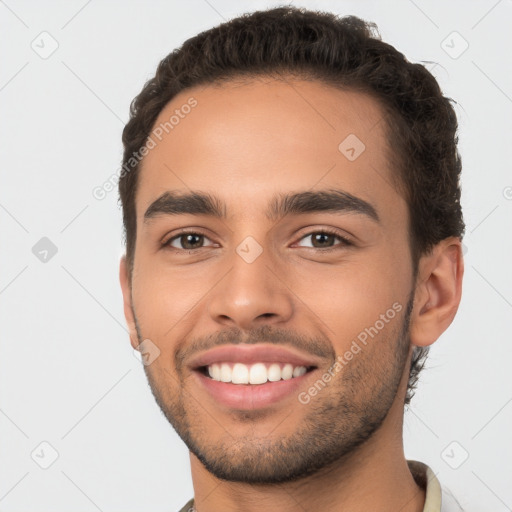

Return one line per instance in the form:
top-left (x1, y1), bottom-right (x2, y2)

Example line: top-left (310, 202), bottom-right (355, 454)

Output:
top-left (162, 228), bottom-right (353, 253)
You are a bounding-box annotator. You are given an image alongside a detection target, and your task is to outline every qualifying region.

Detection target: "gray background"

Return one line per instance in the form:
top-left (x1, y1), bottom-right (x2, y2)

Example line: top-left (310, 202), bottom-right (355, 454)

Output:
top-left (1, 0), bottom-right (511, 510)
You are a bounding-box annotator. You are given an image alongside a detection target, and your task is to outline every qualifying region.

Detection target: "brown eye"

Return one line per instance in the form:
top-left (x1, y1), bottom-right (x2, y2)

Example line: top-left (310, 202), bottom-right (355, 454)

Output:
top-left (164, 232), bottom-right (215, 251)
top-left (296, 230), bottom-right (352, 250)
top-left (310, 232), bottom-right (336, 248)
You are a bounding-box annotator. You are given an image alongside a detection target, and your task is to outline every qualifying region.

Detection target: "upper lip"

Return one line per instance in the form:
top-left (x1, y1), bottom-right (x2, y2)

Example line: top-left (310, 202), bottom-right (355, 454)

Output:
top-left (188, 344), bottom-right (322, 370)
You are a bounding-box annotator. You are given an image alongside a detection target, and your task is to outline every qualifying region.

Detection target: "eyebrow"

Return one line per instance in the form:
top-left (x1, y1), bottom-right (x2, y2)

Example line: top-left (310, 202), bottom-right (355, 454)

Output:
top-left (143, 189), bottom-right (380, 224)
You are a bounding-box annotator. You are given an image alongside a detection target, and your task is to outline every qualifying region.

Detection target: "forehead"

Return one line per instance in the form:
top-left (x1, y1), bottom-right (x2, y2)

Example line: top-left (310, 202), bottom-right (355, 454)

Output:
top-left (136, 78), bottom-right (401, 221)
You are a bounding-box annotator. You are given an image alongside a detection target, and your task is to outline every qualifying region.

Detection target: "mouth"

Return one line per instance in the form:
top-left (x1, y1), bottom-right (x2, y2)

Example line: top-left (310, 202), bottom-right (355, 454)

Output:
top-left (188, 343), bottom-right (324, 410)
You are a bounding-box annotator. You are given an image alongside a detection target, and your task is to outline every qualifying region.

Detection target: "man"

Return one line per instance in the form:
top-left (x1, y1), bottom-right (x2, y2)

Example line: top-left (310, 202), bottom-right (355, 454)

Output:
top-left (118, 6), bottom-right (465, 511)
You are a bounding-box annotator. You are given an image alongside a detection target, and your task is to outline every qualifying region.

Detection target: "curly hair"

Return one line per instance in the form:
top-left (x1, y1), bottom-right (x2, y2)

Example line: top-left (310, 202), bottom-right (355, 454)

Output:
top-left (119, 6), bottom-right (465, 405)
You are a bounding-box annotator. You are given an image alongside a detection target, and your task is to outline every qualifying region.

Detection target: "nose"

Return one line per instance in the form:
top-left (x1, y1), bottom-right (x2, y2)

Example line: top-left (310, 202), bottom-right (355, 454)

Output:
top-left (206, 243), bottom-right (294, 331)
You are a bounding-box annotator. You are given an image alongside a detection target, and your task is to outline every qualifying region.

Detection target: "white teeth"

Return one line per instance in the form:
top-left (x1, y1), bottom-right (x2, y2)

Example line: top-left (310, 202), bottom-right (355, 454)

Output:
top-left (281, 363), bottom-right (293, 380)
top-left (293, 366), bottom-right (307, 378)
top-left (249, 363), bottom-right (268, 385)
top-left (267, 363), bottom-right (282, 382)
top-left (205, 362), bottom-right (309, 384)
top-left (220, 363), bottom-right (231, 382)
top-left (232, 363), bottom-right (249, 384)
top-left (210, 364), bottom-right (221, 381)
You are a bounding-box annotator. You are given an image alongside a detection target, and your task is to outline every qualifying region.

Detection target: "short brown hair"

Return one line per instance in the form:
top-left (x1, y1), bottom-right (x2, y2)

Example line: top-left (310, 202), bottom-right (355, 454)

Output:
top-left (119, 6), bottom-right (465, 404)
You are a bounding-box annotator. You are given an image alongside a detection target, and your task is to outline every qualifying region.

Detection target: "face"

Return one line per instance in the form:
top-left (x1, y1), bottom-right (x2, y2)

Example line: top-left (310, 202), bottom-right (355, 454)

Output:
top-left (121, 77), bottom-right (417, 484)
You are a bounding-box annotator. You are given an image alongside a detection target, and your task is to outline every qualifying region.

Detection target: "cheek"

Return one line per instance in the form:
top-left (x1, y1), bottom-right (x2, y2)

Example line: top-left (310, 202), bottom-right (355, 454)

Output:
top-left (288, 255), bottom-right (408, 348)
top-left (131, 263), bottom-right (206, 343)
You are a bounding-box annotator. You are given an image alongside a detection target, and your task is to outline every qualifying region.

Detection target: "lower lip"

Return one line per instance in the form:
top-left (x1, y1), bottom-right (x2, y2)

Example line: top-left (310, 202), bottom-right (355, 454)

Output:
top-left (194, 369), bottom-right (316, 410)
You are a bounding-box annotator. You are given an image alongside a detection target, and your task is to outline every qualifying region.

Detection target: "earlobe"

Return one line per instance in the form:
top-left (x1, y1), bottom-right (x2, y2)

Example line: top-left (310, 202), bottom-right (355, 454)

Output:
top-left (410, 237), bottom-right (464, 348)
top-left (119, 255), bottom-right (140, 350)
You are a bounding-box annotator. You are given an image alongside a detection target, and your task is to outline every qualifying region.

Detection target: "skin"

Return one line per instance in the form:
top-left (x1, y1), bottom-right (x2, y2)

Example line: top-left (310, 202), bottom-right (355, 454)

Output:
top-left (119, 77), bottom-right (464, 512)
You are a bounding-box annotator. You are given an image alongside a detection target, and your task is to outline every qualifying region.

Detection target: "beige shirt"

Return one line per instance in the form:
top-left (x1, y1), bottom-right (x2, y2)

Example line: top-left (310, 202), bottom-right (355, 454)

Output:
top-left (178, 460), bottom-right (464, 512)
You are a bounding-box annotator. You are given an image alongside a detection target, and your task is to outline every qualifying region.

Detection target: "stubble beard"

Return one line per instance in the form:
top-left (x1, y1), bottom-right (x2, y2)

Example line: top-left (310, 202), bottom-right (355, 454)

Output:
top-left (135, 294), bottom-right (414, 484)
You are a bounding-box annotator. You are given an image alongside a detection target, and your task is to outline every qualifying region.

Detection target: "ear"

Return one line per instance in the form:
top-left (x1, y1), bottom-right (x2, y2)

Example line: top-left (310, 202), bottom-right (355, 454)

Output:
top-left (119, 255), bottom-right (140, 350)
top-left (410, 237), bottom-right (464, 347)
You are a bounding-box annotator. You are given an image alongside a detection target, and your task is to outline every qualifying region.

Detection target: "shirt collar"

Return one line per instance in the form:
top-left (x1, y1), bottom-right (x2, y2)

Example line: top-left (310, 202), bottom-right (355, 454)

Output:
top-left (408, 459), bottom-right (442, 511)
